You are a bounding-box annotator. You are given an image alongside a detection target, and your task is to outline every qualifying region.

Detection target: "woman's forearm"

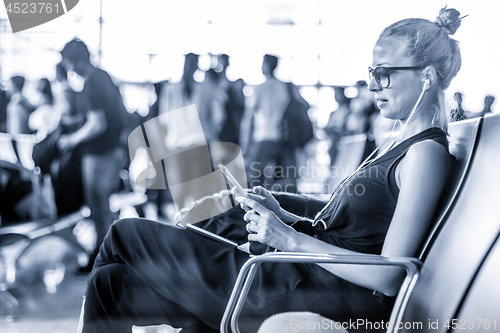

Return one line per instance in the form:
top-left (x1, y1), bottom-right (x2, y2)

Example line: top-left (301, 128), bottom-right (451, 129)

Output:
top-left (278, 207), bottom-right (303, 224)
top-left (284, 231), bottom-right (405, 296)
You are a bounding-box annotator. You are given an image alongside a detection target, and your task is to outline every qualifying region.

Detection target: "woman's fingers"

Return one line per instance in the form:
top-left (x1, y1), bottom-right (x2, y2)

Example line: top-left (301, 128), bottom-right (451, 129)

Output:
top-left (246, 221), bottom-right (258, 233)
top-left (236, 196), bottom-right (268, 216)
top-left (247, 232), bottom-right (259, 242)
top-left (246, 222), bottom-right (263, 243)
top-left (253, 186), bottom-right (271, 197)
top-left (231, 186), bottom-right (244, 194)
top-left (240, 202), bottom-right (252, 212)
top-left (244, 210), bottom-right (260, 223)
top-left (246, 192), bottom-right (262, 201)
top-left (246, 187), bottom-right (268, 201)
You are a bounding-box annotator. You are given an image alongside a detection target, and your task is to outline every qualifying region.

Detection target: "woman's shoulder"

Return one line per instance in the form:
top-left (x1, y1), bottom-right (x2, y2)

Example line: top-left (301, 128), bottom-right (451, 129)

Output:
top-left (409, 136), bottom-right (450, 157)
top-left (403, 138), bottom-right (452, 176)
top-left (393, 136), bottom-right (453, 201)
top-left (401, 127), bottom-right (450, 160)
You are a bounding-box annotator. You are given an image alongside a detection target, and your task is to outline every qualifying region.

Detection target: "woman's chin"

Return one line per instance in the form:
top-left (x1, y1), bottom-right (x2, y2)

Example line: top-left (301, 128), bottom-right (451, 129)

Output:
top-left (380, 109), bottom-right (398, 120)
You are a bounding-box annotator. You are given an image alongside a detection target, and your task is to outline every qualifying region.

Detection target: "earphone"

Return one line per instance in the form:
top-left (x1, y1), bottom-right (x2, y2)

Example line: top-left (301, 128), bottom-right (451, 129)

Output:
top-left (423, 78), bottom-right (430, 90)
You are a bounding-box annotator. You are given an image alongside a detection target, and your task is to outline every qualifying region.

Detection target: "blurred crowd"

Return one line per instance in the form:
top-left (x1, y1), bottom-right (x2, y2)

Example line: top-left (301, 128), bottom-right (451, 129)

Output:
top-left (0, 39), bottom-right (495, 272)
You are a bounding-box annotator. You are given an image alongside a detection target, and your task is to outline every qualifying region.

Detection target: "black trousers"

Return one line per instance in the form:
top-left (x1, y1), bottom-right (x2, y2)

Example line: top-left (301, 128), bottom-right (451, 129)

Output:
top-left (83, 207), bottom-right (392, 333)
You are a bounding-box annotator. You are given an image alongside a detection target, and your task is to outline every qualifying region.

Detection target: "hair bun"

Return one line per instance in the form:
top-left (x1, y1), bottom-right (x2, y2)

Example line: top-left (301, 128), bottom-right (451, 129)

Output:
top-left (435, 6), bottom-right (462, 35)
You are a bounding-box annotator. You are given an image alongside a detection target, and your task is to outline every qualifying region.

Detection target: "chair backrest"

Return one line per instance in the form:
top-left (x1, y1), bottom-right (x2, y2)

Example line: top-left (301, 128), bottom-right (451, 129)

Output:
top-left (453, 233), bottom-right (500, 328)
top-left (401, 113), bottom-right (500, 332)
top-left (418, 117), bottom-right (482, 260)
top-left (13, 134), bottom-right (37, 170)
top-left (0, 133), bottom-right (38, 170)
top-left (0, 133), bottom-right (19, 164)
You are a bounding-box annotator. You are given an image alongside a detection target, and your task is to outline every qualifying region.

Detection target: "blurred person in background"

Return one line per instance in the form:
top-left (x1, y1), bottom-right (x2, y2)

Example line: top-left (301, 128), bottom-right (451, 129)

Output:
top-left (47, 62), bottom-right (85, 216)
top-left (350, 80), bottom-right (379, 134)
top-left (246, 54), bottom-right (294, 191)
top-left (160, 53), bottom-right (202, 118)
top-left (449, 91), bottom-right (466, 122)
top-left (57, 39), bottom-right (127, 273)
top-left (160, 54), bottom-right (226, 143)
top-left (36, 78), bottom-right (53, 106)
top-left (29, 78), bottom-right (60, 140)
top-left (158, 53), bottom-right (207, 151)
top-left (465, 94), bottom-right (495, 119)
top-left (480, 95), bottom-right (495, 115)
top-left (0, 83), bottom-right (10, 133)
top-left (156, 52), bottom-right (205, 215)
top-left (324, 86), bottom-right (351, 165)
top-left (145, 81), bottom-right (168, 122)
top-left (200, 68), bottom-right (226, 142)
top-left (153, 53), bottom-right (227, 218)
top-left (136, 80), bottom-right (173, 220)
top-left (6, 75), bottom-right (34, 136)
top-left (343, 88), bottom-right (370, 136)
top-left (55, 61), bottom-right (84, 128)
top-left (346, 80), bottom-right (378, 159)
top-left (217, 54), bottom-right (246, 147)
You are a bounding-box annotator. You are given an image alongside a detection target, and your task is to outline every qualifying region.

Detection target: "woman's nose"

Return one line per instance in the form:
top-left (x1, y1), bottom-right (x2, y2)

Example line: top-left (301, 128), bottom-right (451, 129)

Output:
top-left (368, 76), bottom-right (382, 92)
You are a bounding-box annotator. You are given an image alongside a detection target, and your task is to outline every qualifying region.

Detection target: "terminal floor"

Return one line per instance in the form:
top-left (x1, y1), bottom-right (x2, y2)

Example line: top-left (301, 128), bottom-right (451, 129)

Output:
top-left (0, 217), bottom-right (182, 333)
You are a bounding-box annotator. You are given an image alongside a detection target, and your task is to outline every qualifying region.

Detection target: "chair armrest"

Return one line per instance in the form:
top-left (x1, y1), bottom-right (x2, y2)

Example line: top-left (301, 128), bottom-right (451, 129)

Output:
top-left (221, 252), bottom-right (422, 333)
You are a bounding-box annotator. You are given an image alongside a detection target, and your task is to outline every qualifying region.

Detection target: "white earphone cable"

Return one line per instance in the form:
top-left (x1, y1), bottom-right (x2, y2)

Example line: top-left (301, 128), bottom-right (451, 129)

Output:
top-left (311, 82), bottom-right (428, 225)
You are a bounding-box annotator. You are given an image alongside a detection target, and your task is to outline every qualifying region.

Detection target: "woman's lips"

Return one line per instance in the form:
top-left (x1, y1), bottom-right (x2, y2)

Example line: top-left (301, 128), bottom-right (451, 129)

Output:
top-left (376, 99), bottom-right (388, 108)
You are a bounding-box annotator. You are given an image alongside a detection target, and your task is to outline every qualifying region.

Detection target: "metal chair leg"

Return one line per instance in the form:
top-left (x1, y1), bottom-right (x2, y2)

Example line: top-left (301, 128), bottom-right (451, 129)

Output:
top-left (0, 287), bottom-right (19, 321)
top-left (76, 296), bottom-right (85, 333)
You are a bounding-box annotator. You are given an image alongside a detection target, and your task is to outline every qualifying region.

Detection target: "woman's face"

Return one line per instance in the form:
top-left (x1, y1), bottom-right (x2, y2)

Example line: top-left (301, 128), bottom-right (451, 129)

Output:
top-left (369, 37), bottom-right (423, 121)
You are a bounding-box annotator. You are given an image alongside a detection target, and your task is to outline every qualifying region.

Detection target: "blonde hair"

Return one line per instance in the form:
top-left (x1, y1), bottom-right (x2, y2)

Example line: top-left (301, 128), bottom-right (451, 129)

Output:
top-left (380, 7), bottom-right (464, 131)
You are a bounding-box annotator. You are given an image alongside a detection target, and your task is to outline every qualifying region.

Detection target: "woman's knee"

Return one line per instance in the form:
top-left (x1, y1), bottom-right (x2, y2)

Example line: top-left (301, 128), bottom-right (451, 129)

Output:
top-left (84, 264), bottom-right (140, 332)
top-left (109, 217), bottom-right (157, 237)
top-left (88, 264), bottom-right (119, 292)
top-left (111, 217), bottom-right (139, 228)
top-left (98, 218), bottom-right (173, 265)
top-left (86, 265), bottom-right (120, 311)
top-left (87, 264), bottom-right (137, 307)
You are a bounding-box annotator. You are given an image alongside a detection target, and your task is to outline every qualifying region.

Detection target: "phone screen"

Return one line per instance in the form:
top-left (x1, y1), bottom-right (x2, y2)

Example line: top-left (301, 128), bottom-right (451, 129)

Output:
top-left (218, 164), bottom-right (249, 198)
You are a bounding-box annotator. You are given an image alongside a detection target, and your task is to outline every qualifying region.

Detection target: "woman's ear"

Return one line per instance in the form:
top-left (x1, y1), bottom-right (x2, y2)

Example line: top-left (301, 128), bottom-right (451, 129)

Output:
top-left (421, 66), bottom-right (438, 90)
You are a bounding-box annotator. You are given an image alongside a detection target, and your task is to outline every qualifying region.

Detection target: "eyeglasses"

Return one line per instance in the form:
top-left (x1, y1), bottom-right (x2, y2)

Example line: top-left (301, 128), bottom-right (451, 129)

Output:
top-left (368, 66), bottom-right (423, 88)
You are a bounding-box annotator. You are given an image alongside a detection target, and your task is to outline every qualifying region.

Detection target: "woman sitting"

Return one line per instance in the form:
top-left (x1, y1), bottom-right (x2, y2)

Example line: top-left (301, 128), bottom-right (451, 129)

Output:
top-left (81, 7), bottom-right (463, 333)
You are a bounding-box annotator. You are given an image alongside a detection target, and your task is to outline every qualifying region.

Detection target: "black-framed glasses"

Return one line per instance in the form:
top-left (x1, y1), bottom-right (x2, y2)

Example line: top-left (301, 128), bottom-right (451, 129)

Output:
top-left (368, 66), bottom-right (423, 88)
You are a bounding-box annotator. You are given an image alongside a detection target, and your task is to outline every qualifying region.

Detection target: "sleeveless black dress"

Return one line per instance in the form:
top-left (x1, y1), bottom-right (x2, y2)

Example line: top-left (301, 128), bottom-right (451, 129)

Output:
top-left (84, 128), bottom-right (450, 333)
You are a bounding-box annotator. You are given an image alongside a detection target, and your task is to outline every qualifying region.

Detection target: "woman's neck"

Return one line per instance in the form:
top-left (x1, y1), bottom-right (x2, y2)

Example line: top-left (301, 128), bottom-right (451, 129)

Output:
top-left (396, 108), bottom-right (436, 142)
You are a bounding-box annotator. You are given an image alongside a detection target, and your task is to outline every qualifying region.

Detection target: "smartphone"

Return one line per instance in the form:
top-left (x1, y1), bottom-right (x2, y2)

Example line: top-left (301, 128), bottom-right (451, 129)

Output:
top-left (218, 164), bottom-right (249, 198)
top-left (219, 164), bottom-right (268, 254)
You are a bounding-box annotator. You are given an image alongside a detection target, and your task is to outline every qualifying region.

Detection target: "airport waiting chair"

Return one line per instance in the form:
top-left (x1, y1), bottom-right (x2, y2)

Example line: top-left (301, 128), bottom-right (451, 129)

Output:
top-left (0, 133), bottom-right (19, 165)
top-left (452, 232), bottom-right (500, 330)
top-left (0, 135), bottom-right (91, 320)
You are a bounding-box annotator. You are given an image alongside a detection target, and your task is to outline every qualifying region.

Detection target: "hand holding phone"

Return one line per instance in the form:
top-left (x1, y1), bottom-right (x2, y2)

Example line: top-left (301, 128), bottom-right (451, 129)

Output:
top-left (219, 164), bottom-right (268, 255)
